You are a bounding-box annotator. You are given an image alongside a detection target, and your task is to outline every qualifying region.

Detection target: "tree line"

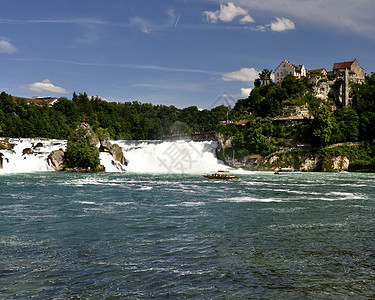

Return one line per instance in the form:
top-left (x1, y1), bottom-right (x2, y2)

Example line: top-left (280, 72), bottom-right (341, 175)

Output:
top-left (0, 92), bottom-right (228, 140)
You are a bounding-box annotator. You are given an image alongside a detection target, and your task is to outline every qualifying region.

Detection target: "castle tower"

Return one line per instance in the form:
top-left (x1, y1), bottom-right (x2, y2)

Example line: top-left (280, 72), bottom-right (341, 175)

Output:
top-left (342, 68), bottom-right (349, 106)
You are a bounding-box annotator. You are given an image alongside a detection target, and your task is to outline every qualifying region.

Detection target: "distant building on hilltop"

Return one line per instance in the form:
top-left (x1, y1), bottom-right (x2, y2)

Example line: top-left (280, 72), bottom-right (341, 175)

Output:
top-left (12, 96), bottom-right (59, 107)
top-left (274, 59), bottom-right (307, 85)
top-left (332, 59), bottom-right (365, 84)
top-left (272, 58), bottom-right (366, 107)
top-left (307, 68), bottom-right (328, 79)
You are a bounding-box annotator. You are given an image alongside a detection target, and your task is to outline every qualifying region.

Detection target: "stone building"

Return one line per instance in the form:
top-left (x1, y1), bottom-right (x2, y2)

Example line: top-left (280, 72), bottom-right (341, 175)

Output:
top-left (274, 59), bottom-right (307, 85)
top-left (307, 68), bottom-right (328, 82)
top-left (332, 59), bottom-right (365, 84)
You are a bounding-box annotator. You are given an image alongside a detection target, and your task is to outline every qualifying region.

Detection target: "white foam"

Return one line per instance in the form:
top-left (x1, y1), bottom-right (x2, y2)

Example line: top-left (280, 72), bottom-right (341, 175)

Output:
top-left (117, 140), bottom-right (229, 174)
top-left (219, 196), bottom-right (284, 203)
top-left (0, 138), bottom-right (231, 174)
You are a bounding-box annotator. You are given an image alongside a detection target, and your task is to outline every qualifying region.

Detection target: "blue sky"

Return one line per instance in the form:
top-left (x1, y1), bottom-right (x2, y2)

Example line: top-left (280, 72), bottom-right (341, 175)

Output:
top-left (1, 0), bottom-right (375, 109)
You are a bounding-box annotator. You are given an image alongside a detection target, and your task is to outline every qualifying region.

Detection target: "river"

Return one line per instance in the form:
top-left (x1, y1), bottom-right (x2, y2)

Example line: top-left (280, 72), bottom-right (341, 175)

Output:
top-left (1, 171), bottom-right (374, 299)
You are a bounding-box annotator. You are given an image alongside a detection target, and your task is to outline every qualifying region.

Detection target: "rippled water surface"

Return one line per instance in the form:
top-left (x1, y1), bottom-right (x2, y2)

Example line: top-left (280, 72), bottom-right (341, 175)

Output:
top-left (1, 172), bottom-right (375, 299)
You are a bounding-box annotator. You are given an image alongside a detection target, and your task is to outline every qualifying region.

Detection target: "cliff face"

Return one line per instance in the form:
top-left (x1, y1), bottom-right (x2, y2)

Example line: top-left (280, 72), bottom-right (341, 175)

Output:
top-left (312, 78), bottom-right (353, 106)
top-left (229, 150), bottom-right (351, 172)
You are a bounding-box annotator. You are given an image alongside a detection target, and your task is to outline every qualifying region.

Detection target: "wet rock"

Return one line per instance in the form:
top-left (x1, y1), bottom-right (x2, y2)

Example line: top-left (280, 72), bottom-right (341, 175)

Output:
top-left (0, 138), bottom-right (14, 150)
top-left (98, 133), bottom-right (128, 166)
top-left (22, 148), bottom-right (34, 155)
top-left (48, 149), bottom-right (66, 171)
top-left (110, 143), bottom-right (128, 166)
top-left (33, 142), bottom-right (44, 149)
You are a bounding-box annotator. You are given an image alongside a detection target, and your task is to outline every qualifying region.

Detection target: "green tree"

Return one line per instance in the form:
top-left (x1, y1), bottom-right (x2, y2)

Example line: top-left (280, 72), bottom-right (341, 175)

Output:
top-left (281, 74), bottom-right (304, 96)
top-left (246, 128), bottom-right (274, 155)
top-left (65, 124), bottom-right (100, 171)
top-left (170, 121), bottom-right (191, 135)
top-left (334, 106), bottom-right (359, 142)
top-left (311, 107), bottom-right (334, 146)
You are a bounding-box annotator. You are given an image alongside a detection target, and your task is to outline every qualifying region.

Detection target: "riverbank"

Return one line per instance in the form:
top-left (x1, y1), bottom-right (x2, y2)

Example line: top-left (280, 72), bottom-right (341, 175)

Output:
top-left (217, 142), bottom-right (375, 172)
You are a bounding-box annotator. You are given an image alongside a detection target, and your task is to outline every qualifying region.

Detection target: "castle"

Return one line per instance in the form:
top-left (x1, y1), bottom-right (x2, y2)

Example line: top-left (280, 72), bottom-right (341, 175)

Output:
top-left (273, 59), bottom-right (365, 106)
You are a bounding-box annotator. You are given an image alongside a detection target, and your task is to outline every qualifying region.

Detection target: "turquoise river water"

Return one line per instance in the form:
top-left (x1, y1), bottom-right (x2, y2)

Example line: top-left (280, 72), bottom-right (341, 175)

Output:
top-left (1, 171), bottom-right (375, 299)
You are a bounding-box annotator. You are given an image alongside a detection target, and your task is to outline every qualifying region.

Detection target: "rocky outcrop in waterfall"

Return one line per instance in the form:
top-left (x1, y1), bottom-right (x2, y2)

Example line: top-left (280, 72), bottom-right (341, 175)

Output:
top-left (98, 130), bottom-right (128, 166)
top-left (48, 150), bottom-right (66, 171)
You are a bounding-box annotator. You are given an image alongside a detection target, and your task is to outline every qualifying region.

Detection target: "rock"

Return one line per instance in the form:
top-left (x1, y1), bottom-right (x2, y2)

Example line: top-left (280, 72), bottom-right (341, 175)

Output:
top-left (0, 138), bottom-right (14, 150)
top-left (33, 142), bottom-right (44, 149)
top-left (332, 156), bottom-right (349, 171)
top-left (98, 132), bottom-right (128, 166)
top-left (97, 128), bottom-right (112, 151)
top-left (109, 143), bottom-right (128, 165)
top-left (97, 165), bottom-right (106, 172)
top-left (48, 150), bottom-right (66, 171)
top-left (301, 157), bottom-right (319, 171)
top-left (22, 148), bottom-right (34, 155)
top-left (0, 153), bottom-right (3, 169)
top-left (268, 155), bottom-right (279, 165)
top-left (100, 140), bottom-right (112, 152)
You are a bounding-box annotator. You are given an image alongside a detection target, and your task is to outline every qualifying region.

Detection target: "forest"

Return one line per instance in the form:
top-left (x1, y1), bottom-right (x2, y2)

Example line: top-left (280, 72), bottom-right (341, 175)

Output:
top-left (0, 92), bottom-right (228, 140)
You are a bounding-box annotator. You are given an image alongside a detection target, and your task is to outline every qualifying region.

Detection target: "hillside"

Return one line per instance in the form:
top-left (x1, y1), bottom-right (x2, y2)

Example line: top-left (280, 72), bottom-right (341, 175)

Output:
top-left (215, 72), bottom-right (375, 171)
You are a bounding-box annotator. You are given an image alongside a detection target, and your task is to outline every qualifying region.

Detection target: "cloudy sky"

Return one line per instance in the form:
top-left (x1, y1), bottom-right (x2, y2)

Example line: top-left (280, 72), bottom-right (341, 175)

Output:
top-left (1, 0), bottom-right (375, 108)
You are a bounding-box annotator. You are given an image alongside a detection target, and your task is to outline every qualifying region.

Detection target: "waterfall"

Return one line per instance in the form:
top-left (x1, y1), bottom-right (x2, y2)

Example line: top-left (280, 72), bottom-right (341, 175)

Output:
top-left (117, 140), bottom-right (228, 174)
top-left (0, 138), bottom-right (65, 173)
top-left (0, 139), bottom-right (228, 174)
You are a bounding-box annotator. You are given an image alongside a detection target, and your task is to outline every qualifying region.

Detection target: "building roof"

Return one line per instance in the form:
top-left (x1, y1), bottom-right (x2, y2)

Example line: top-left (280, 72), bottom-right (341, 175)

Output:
top-left (290, 63), bottom-right (304, 72)
top-left (333, 60), bottom-right (354, 70)
top-left (12, 96), bottom-right (58, 106)
top-left (307, 68), bottom-right (327, 75)
top-left (275, 59), bottom-right (305, 73)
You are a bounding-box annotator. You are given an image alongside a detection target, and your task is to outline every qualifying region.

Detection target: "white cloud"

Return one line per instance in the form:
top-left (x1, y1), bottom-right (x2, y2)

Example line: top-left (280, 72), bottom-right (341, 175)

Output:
top-left (129, 17), bottom-right (152, 34)
top-left (26, 79), bottom-right (69, 94)
top-left (239, 15), bottom-right (255, 24)
top-left (204, 2), bottom-right (254, 23)
top-left (241, 88), bottom-right (252, 98)
top-left (0, 39), bottom-right (16, 54)
top-left (270, 17), bottom-right (295, 32)
top-left (231, 0), bottom-right (375, 36)
top-left (222, 68), bottom-right (259, 82)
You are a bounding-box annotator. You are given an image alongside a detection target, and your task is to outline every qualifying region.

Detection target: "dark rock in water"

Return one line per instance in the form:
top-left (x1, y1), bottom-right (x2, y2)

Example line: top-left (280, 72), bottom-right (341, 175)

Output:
top-left (0, 153), bottom-right (3, 169)
top-left (22, 148), bottom-right (34, 155)
top-left (33, 142), bottom-right (44, 149)
top-left (100, 139), bottom-right (112, 152)
top-left (48, 149), bottom-right (66, 171)
top-left (0, 138), bottom-right (14, 150)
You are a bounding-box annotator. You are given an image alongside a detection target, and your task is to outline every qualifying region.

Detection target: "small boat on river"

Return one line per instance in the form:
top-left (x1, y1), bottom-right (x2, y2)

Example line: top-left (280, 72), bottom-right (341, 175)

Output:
top-left (274, 168), bottom-right (301, 174)
top-left (203, 171), bottom-right (238, 180)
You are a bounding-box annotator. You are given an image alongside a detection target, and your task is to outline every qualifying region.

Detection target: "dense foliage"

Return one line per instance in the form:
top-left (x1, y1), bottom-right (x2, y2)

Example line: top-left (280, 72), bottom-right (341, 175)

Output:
top-left (0, 92), bottom-right (228, 140)
top-left (65, 123), bottom-right (100, 171)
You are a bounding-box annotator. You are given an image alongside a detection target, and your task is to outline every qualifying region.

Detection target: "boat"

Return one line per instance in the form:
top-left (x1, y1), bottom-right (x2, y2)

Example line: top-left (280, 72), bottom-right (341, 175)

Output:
top-left (274, 168), bottom-right (301, 174)
top-left (203, 170), bottom-right (238, 180)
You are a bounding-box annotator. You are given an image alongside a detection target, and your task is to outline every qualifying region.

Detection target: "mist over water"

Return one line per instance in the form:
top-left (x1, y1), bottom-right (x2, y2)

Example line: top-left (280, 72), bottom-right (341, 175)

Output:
top-left (1, 171), bottom-right (375, 298)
